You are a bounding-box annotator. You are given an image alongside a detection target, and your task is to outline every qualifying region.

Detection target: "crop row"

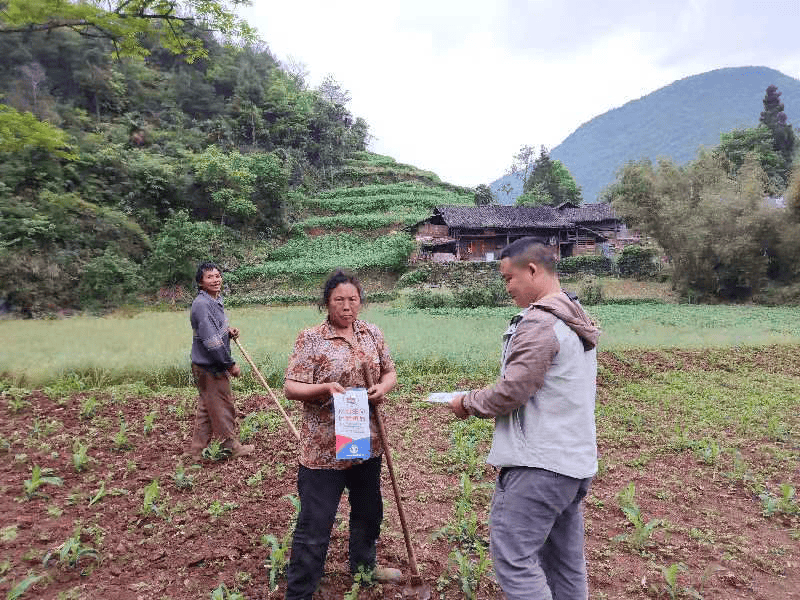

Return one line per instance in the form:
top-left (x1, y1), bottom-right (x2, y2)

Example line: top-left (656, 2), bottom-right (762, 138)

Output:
top-left (291, 210), bottom-right (429, 231)
top-left (226, 233), bottom-right (415, 283)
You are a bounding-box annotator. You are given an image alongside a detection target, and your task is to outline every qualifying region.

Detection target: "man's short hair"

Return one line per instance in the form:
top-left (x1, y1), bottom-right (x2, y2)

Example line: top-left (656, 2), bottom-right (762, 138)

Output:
top-left (500, 237), bottom-right (556, 273)
top-left (195, 261), bottom-right (220, 288)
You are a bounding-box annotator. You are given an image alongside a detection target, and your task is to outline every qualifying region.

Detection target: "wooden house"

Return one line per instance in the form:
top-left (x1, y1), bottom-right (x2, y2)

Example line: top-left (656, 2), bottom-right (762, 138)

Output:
top-left (412, 203), bottom-right (634, 262)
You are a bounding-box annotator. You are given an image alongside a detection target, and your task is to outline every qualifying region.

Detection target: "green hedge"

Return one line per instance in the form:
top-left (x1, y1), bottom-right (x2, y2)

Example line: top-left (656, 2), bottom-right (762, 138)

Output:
top-left (557, 254), bottom-right (614, 275)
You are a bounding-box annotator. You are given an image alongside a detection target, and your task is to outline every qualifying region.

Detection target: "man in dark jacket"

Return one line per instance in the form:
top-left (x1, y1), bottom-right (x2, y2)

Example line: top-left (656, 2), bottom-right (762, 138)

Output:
top-left (184, 261), bottom-right (254, 460)
top-left (449, 237), bottom-right (599, 600)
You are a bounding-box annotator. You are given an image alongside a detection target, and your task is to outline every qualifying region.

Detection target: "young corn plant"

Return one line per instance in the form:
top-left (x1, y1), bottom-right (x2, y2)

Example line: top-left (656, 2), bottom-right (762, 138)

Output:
top-left (5, 571), bottom-right (47, 600)
top-left (79, 396), bottom-right (99, 420)
top-left (659, 563), bottom-right (703, 600)
top-left (142, 411), bottom-right (157, 436)
top-left (343, 566), bottom-right (377, 600)
top-left (262, 494), bottom-right (301, 593)
top-left (759, 483), bottom-right (799, 517)
top-left (72, 440), bottom-right (90, 472)
top-left (207, 500), bottom-right (238, 520)
top-left (172, 463), bottom-right (196, 490)
top-left (613, 482), bottom-right (663, 550)
top-left (449, 543), bottom-right (491, 600)
top-left (140, 479), bottom-right (161, 517)
top-left (202, 439), bottom-right (231, 461)
top-left (43, 534), bottom-right (100, 573)
top-left (112, 415), bottom-right (132, 451)
top-left (210, 583), bottom-right (245, 600)
top-left (23, 466), bottom-right (63, 500)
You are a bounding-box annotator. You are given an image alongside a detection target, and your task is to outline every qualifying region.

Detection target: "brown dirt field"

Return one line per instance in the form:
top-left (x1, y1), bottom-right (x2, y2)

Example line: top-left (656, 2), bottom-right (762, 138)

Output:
top-left (1, 349), bottom-right (798, 599)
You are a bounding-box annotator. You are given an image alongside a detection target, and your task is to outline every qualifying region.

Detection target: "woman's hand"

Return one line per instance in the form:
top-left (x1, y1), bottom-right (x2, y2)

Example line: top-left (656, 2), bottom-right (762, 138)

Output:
top-left (367, 382), bottom-right (387, 405)
top-left (326, 382), bottom-right (346, 396)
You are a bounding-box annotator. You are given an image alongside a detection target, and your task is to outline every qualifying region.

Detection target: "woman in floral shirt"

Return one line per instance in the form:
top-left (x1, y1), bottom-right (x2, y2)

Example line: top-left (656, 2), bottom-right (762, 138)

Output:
top-left (283, 270), bottom-right (401, 599)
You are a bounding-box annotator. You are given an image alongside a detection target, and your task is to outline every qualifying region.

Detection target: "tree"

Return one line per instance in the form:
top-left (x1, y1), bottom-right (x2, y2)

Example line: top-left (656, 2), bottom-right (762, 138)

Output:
top-left (520, 146), bottom-right (582, 206)
top-left (0, 104), bottom-right (74, 157)
top-left (507, 144), bottom-right (536, 184)
top-left (0, 0), bottom-right (256, 62)
top-left (760, 84), bottom-right (795, 163)
top-left (474, 184), bottom-right (495, 206)
top-left (607, 154), bottom-right (784, 299)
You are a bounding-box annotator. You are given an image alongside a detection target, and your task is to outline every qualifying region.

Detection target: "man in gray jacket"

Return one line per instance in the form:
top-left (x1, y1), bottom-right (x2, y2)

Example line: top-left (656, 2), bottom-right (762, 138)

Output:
top-left (449, 237), bottom-right (599, 600)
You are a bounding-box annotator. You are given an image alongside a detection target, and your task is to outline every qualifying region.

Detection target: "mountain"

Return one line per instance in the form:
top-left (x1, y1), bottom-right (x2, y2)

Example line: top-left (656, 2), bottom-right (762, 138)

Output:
top-left (491, 66), bottom-right (800, 204)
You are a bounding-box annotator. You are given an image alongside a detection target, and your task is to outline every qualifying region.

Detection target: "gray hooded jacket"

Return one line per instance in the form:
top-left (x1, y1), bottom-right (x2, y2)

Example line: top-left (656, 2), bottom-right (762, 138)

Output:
top-left (463, 291), bottom-right (600, 479)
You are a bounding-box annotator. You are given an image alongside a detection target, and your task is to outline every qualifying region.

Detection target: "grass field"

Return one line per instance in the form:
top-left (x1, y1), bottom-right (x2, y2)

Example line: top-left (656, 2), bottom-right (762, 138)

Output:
top-left (2, 303), bottom-right (800, 386)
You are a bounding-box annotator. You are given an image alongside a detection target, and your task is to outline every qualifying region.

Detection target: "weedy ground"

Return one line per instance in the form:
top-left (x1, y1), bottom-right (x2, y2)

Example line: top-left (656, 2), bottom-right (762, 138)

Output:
top-left (0, 346), bottom-right (798, 599)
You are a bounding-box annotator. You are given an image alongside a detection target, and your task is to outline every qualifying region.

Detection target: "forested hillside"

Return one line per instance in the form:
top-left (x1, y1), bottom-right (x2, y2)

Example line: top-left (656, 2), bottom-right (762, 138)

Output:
top-left (492, 66), bottom-right (800, 203)
top-left (0, 18), bottom-right (468, 314)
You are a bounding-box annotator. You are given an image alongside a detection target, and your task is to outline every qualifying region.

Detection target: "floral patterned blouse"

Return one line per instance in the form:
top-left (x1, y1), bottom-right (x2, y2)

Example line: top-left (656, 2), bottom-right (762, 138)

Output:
top-left (285, 318), bottom-right (396, 470)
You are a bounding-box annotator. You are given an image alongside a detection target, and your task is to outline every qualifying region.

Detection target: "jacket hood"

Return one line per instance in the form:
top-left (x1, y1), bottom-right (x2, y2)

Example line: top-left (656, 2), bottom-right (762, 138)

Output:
top-left (532, 291), bottom-right (600, 350)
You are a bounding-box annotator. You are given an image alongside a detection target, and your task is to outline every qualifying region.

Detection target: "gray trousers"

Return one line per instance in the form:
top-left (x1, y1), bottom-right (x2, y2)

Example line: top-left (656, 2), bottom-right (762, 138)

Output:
top-left (490, 466), bottom-right (592, 600)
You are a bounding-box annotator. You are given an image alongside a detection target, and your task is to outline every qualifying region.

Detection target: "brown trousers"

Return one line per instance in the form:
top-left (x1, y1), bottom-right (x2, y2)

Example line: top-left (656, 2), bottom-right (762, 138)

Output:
top-left (189, 364), bottom-right (238, 452)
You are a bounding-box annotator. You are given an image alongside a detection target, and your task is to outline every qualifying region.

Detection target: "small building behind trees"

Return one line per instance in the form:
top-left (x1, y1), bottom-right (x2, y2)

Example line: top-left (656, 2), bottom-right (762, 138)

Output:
top-left (412, 203), bottom-right (636, 262)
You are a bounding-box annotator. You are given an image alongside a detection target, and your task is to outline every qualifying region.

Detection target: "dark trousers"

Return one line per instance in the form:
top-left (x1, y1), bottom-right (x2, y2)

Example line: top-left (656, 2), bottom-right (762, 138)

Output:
top-left (284, 456), bottom-right (383, 600)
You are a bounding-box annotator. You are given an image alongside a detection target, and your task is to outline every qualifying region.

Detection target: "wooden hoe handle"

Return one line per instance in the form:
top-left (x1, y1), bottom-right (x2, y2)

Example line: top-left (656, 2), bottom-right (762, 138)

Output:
top-left (361, 363), bottom-right (422, 577)
top-left (233, 337), bottom-right (300, 440)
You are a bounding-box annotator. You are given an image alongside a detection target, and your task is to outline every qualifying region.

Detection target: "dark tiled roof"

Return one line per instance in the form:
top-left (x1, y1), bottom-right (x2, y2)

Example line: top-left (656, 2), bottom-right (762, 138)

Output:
top-left (434, 205), bottom-right (572, 228)
top-left (433, 203), bottom-right (616, 228)
top-left (558, 203), bottom-right (616, 223)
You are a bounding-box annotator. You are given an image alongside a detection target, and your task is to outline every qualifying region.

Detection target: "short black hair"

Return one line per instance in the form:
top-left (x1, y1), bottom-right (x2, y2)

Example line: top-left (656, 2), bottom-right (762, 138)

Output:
top-left (499, 237), bottom-right (556, 273)
top-left (320, 269), bottom-right (363, 310)
top-left (195, 261), bottom-right (221, 288)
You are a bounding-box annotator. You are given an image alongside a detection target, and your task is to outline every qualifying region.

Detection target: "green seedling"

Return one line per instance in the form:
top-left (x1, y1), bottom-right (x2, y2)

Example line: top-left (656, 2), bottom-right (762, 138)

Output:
top-left (23, 466), bottom-right (63, 500)
top-left (659, 562), bottom-right (702, 600)
top-left (210, 583), bottom-right (245, 600)
top-left (79, 396), bottom-right (99, 420)
top-left (262, 533), bottom-right (290, 593)
top-left (760, 483), bottom-right (799, 517)
top-left (113, 415), bottom-right (132, 451)
top-left (43, 534), bottom-right (99, 572)
top-left (449, 544), bottom-right (491, 600)
top-left (142, 411), bottom-right (157, 436)
top-left (343, 565), bottom-right (377, 600)
top-left (613, 482), bottom-right (663, 549)
top-left (202, 439), bottom-right (231, 461)
top-left (1, 525), bottom-right (18, 542)
top-left (694, 439), bottom-right (721, 465)
top-left (172, 463), bottom-right (196, 490)
top-left (0, 558), bottom-right (10, 576)
top-left (71, 440), bottom-right (90, 472)
top-left (246, 467), bottom-right (265, 487)
top-left (207, 500), bottom-right (237, 519)
top-left (141, 479), bottom-right (161, 516)
top-left (88, 482), bottom-right (107, 507)
top-left (6, 571), bottom-right (47, 600)
top-left (31, 418), bottom-right (60, 439)
top-left (262, 494), bottom-right (301, 592)
top-left (0, 435), bottom-right (10, 453)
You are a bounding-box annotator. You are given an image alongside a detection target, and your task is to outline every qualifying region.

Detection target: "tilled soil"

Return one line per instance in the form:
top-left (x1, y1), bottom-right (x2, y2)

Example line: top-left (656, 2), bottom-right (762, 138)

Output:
top-left (1, 349), bottom-right (799, 599)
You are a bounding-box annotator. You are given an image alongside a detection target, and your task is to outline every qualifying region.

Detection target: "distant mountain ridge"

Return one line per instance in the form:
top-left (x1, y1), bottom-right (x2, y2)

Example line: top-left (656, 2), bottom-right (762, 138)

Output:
top-left (491, 66), bottom-right (800, 204)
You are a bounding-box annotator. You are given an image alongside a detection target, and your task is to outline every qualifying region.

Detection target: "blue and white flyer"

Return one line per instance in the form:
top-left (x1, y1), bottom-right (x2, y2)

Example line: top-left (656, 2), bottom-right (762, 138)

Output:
top-left (334, 388), bottom-right (371, 460)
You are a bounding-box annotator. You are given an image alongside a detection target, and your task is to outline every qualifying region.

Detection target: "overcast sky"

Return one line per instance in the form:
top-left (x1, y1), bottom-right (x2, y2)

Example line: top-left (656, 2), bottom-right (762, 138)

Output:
top-left (240, 0), bottom-right (800, 188)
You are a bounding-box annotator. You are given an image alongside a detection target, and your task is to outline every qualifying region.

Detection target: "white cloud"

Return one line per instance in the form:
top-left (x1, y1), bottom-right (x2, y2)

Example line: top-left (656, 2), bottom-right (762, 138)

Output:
top-left (239, 1), bottom-right (800, 187)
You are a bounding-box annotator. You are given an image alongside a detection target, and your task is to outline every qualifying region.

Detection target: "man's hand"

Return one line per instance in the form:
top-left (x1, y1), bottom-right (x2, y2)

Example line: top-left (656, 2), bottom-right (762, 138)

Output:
top-left (449, 394), bottom-right (469, 419)
top-left (367, 382), bottom-right (387, 406)
top-left (227, 364), bottom-right (241, 378)
top-left (228, 326), bottom-right (240, 340)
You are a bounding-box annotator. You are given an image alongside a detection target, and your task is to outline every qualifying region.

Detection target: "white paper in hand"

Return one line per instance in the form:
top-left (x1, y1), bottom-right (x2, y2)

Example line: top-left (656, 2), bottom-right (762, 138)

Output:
top-left (426, 391), bottom-right (470, 404)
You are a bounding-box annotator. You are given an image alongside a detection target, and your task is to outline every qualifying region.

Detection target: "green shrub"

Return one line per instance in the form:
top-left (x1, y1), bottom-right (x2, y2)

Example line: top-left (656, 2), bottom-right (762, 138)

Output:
top-left (79, 250), bottom-right (143, 306)
top-left (408, 288), bottom-right (454, 309)
top-left (397, 269), bottom-right (430, 287)
top-left (616, 245), bottom-right (660, 279)
top-left (579, 276), bottom-right (604, 305)
top-left (453, 280), bottom-right (509, 308)
top-left (557, 254), bottom-right (613, 275)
